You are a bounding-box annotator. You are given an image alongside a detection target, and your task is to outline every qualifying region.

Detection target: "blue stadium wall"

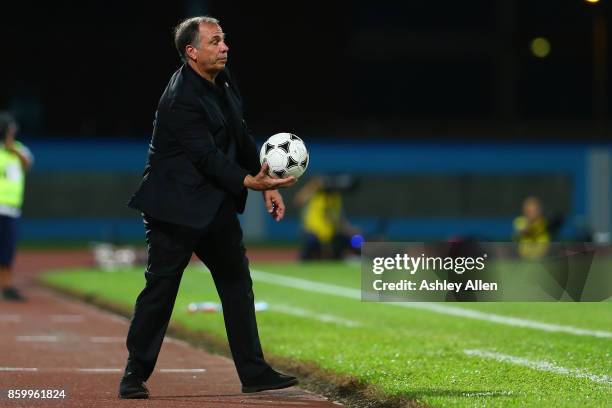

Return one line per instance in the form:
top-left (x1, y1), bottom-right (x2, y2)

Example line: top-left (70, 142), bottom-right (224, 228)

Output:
top-left (17, 138), bottom-right (612, 242)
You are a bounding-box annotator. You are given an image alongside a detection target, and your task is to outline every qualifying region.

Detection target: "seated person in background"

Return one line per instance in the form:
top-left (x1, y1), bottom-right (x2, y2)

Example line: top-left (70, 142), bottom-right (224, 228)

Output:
top-left (294, 176), bottom-right (358, 260)
top-left (513, 196), bottom-right (550, 259)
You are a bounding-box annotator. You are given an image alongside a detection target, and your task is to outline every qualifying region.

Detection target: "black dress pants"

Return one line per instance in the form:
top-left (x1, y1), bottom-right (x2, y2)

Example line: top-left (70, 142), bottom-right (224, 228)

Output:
top-left (124, 198), bottom-right (270, 383)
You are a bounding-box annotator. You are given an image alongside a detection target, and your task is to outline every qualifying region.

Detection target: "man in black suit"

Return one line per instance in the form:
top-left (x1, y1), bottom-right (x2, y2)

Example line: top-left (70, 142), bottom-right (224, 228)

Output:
top-left (119, 16), bottom-right (298, 399)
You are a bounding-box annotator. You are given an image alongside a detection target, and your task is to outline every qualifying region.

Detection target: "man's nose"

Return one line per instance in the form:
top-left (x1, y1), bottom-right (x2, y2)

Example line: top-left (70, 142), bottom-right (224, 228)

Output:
top-left (220, 42), bottom-right (229, 53)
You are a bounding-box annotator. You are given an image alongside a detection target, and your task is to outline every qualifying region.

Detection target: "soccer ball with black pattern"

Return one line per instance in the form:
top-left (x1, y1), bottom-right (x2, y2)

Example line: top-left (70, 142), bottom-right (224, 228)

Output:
top-left (259, 133), bottom-right (309, 179)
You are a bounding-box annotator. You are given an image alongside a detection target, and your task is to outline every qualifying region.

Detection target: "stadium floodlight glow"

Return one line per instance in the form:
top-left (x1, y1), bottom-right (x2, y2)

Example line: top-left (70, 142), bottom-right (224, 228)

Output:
top-left (530, 37), bottom-right (551, 58)
top-left (585, 0), bottom-right (600, 4)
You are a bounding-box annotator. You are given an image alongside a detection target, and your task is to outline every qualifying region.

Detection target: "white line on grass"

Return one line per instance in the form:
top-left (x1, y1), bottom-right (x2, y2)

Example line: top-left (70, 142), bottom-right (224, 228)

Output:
top-left (250, 269), bottom-right (612, 339)
top-left (159, 368), bottom-right (207, 373)
top-left (464, 349), bottom-right (612, 385)
top-left (271, 304), bottom-right (363, 327)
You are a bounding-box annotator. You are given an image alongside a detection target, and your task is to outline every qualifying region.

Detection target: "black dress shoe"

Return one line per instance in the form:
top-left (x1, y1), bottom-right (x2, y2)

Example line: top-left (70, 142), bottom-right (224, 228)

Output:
top-left (241, 368), bottom-right (298, 393)
top-left (118, 375), bottom-right (149, 399)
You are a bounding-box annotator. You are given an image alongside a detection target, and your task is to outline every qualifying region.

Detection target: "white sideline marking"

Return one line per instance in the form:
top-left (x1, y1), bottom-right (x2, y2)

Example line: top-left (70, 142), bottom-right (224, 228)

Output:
top-left (464, 349), bottom-right (612, 385)
top-left (72, 368), bottom-right (206, 374)
top-left (271, 304), bottom-right (362, 327)
top-left (250, 269), bottom-right (612, 339)
top-left (16, 335), bottom-right (59, 342)
top-left (51, 314), bottom-right (84, 323)
top-left (76, 368), bottom-right (122, 373)
top-left (0, 367), bottom-right (38, 372)
top-left (251, 270), bottom-right (361, 299)
top-left (0, 314), bottom-right (21, 322)
top-left (89, 337), bottom-right (194, 346)
top-left (90, 336), bottom-right (124, 343)
top-left (402, 303), bottom-right (612, 339)
top-left (0, 367), bottom-right (205, 373)
top-left (14, 336), bottom-right (192, 344)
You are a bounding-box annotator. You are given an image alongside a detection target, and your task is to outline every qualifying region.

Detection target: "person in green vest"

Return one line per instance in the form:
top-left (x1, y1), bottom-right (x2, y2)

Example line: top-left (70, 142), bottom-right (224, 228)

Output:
top-left (0, 112), bottom-right (33, 301)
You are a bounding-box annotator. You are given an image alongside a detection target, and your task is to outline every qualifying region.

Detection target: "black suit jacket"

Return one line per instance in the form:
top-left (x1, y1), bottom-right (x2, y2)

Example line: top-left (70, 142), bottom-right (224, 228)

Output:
top-left (128, 64), bottom-right (261, 228)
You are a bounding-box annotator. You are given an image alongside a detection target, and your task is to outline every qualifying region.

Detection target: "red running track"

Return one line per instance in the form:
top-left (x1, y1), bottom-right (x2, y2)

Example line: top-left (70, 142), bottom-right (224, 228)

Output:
top-left (0, 249), bottom-right (339, 407)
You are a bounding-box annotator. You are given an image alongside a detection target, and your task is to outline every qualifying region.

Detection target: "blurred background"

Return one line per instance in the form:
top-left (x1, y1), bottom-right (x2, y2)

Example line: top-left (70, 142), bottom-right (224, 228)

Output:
top-left (1, 0), bottom-right (610, 247)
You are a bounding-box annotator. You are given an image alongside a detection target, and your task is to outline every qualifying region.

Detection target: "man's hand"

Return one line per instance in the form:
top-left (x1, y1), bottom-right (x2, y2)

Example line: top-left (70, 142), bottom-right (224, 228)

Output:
top-left (244, 162), bottom-right (296, 191)
top-left (263, 190), bottom-right (286, 221)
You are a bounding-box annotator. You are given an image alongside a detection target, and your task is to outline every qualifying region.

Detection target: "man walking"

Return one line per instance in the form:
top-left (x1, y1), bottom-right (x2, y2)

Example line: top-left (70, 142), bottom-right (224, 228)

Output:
top-left (120, 16), bottom-right (297, 399)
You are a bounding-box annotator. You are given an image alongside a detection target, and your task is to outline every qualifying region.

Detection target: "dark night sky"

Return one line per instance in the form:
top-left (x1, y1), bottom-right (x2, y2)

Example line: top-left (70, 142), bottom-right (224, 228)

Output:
top-left (0, 0), bottom-right (609, 138)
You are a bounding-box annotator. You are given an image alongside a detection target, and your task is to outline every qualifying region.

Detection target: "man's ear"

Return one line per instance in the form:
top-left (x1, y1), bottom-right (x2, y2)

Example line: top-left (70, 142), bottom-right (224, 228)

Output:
top-left (185, 45), bottom-right (198, 62)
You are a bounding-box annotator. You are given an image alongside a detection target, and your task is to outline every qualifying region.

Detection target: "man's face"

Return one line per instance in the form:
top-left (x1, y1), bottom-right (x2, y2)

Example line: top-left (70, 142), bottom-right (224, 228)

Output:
top-left (189, 23), bottom-right (228, 75)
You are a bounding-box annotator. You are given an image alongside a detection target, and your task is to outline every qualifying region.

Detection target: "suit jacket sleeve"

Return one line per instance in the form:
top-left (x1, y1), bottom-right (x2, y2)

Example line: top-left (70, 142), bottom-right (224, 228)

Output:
top-left (169, 101), bottom-right (249, 196)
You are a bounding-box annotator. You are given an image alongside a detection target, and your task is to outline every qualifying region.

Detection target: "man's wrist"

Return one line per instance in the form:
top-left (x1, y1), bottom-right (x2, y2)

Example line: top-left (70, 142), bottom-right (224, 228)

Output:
top-left (244, 174), bottom-right (253, 189)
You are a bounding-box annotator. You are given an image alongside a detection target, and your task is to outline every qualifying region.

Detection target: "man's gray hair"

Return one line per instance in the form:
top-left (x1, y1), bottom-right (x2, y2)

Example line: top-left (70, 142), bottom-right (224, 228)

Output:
top-left (174, 16), bottom-right (220, 62)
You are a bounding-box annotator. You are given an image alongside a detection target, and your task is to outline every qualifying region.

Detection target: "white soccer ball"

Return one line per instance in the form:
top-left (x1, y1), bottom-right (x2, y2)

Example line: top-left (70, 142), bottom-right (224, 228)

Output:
top-left (259, 132), bottom-right (309, 179)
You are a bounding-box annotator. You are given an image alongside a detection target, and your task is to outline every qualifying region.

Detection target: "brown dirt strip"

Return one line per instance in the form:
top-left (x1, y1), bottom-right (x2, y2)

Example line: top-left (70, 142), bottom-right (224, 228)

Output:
top-left (0, 249), bottom-right (340, 407)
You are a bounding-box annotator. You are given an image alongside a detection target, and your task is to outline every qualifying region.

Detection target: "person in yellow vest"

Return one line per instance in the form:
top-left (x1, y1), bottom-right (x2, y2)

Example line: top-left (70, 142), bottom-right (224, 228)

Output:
top-left (0, 113), bottom-right (33, 301)
top-left (513, 196), bottom-right (550, 259)
top-left (294, 176), bottom-right (358, 260)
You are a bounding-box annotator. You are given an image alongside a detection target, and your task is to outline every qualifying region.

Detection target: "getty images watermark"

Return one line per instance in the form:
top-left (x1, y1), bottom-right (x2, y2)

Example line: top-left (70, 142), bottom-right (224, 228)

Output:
top-left (361, 242), bottom-right (612, 302)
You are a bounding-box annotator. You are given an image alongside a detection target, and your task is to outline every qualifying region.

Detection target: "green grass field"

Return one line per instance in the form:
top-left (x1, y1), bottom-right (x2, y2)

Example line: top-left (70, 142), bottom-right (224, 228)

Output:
top-left (42, 261), bottom-right (611, 407)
